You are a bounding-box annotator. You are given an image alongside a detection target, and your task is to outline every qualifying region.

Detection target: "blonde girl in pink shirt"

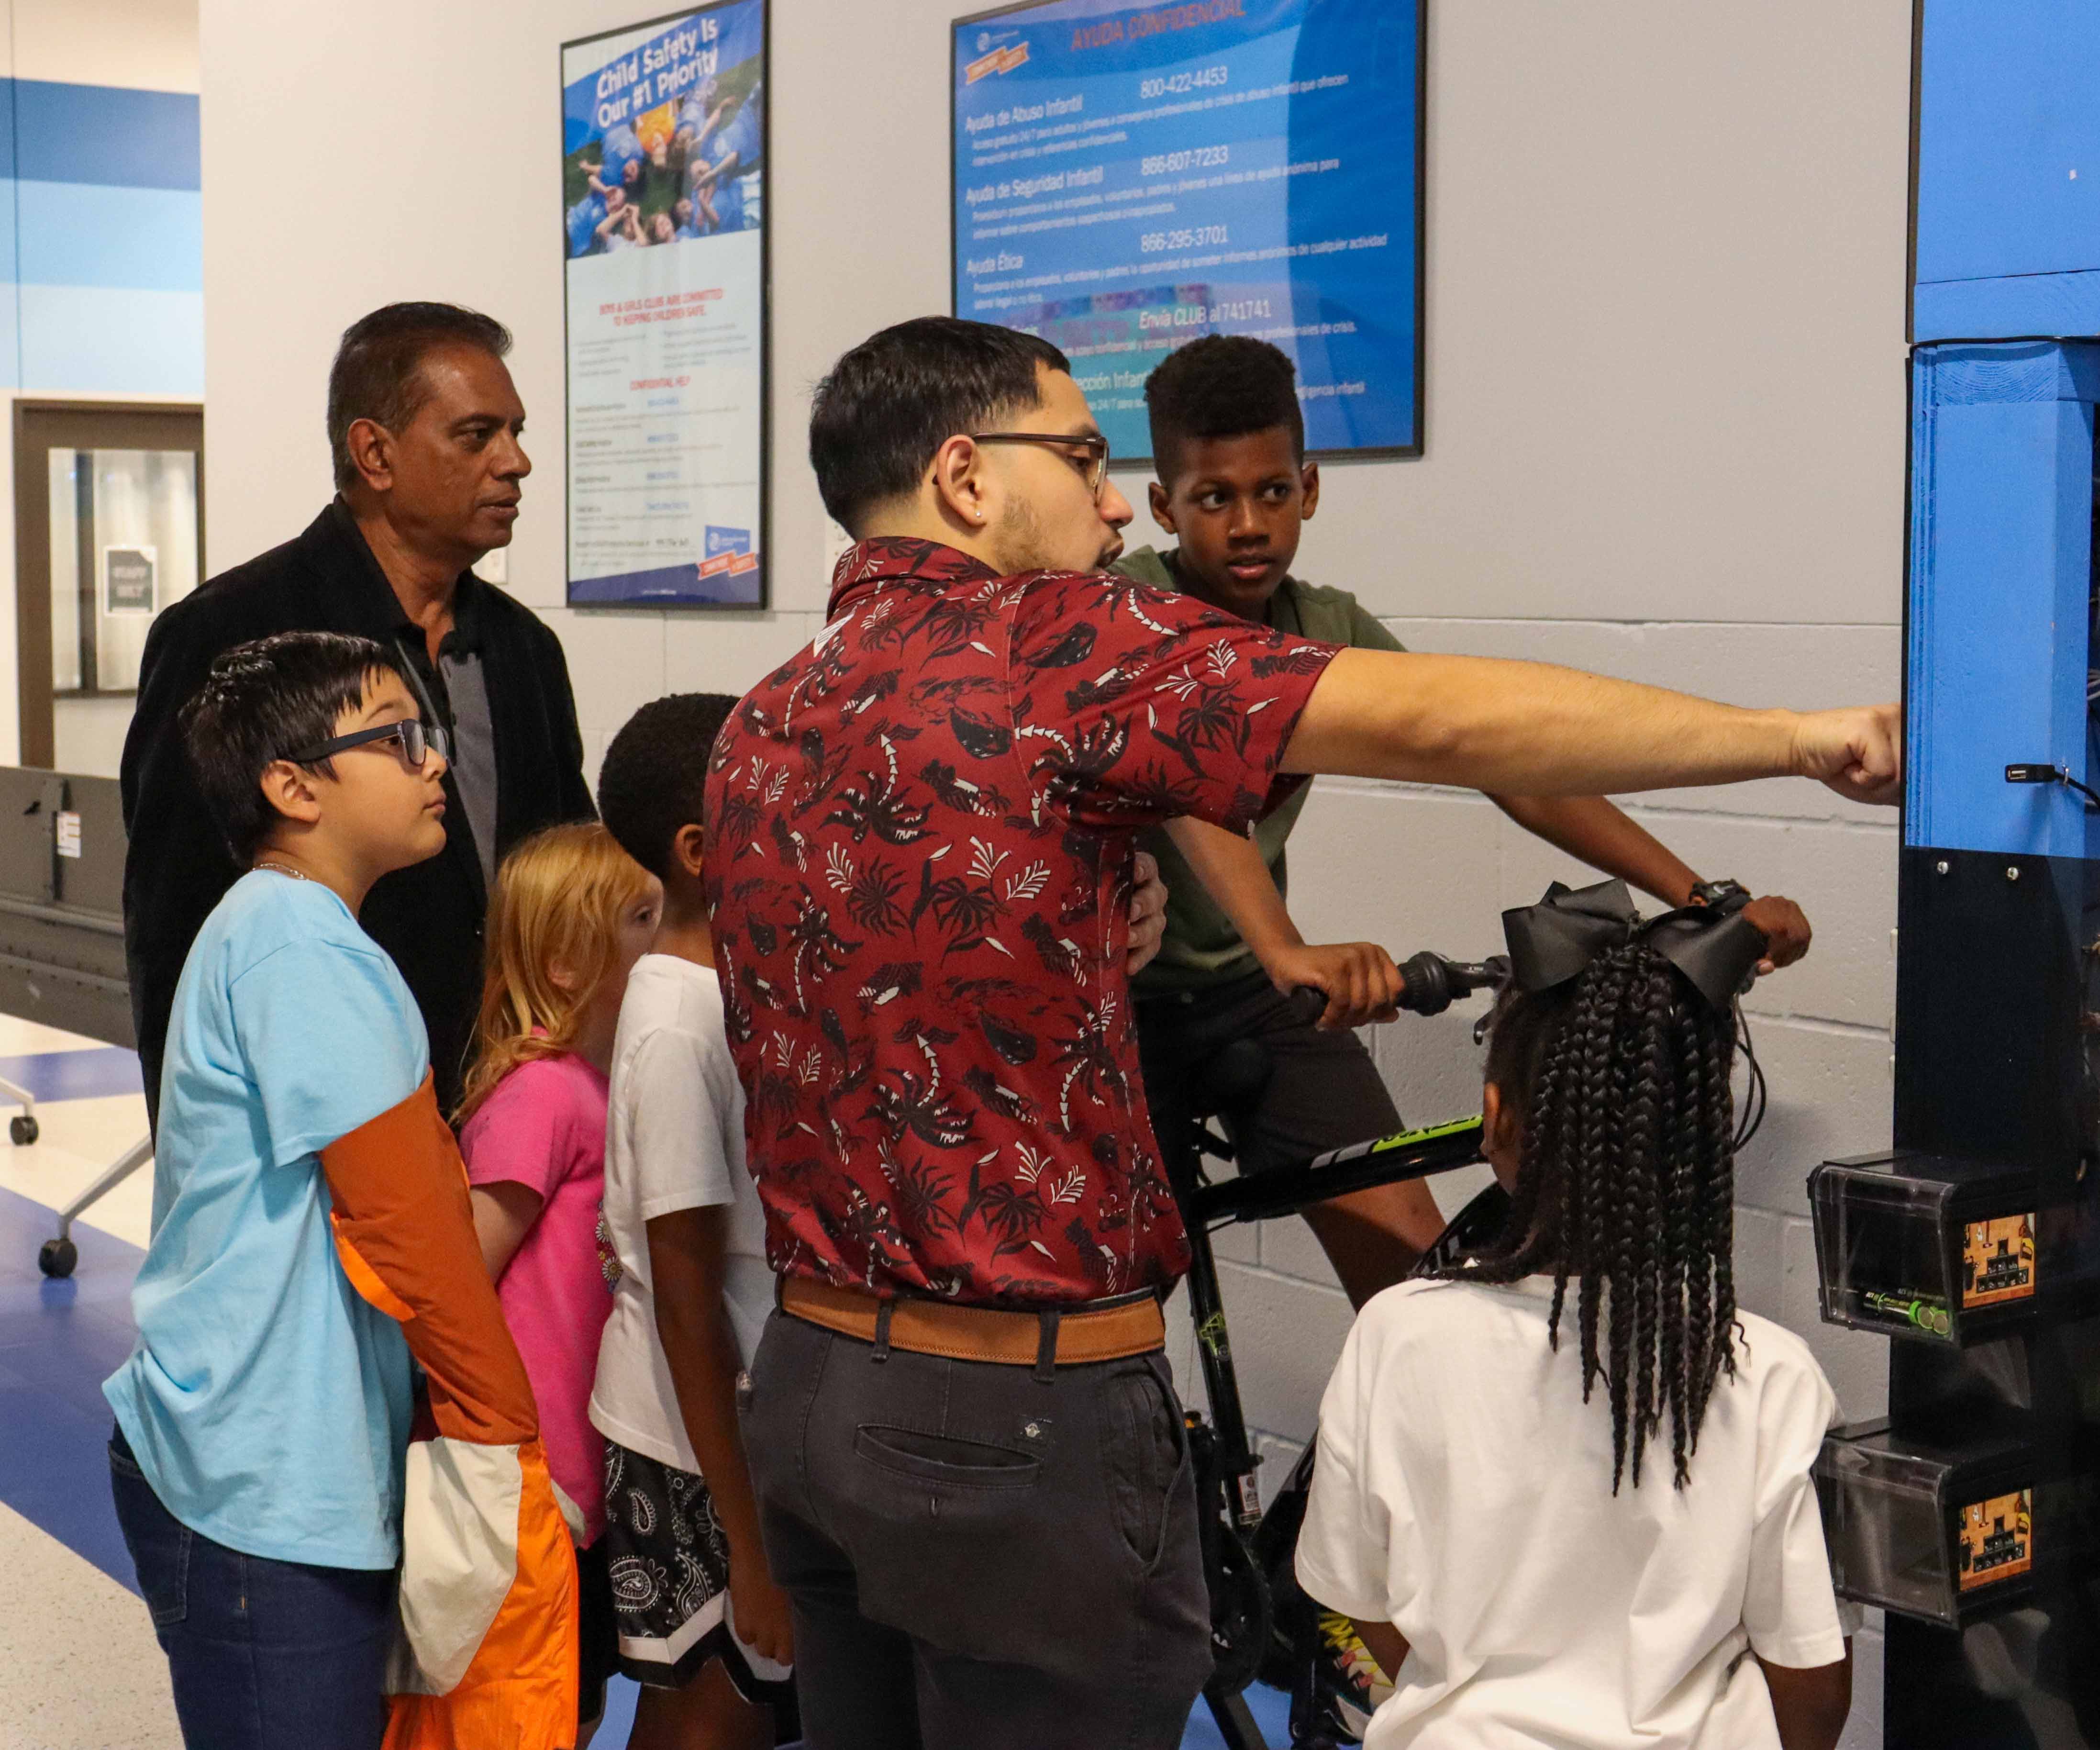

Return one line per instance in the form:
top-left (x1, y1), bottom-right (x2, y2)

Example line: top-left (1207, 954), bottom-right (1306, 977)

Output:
top-left (458, 822), bottom-right (662, 1745)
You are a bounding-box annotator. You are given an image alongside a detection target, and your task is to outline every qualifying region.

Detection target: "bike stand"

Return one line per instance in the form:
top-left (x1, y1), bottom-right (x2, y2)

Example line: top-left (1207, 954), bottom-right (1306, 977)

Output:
top-left (37, 1133), bottom-right (152, 1278)
top-left (1204, 1683), bottom-right (1273, 1750)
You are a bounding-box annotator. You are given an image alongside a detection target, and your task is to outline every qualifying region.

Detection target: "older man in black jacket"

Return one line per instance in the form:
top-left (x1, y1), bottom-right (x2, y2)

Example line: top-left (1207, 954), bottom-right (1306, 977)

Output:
top-left (122, 301), bottom-right (593, 1117)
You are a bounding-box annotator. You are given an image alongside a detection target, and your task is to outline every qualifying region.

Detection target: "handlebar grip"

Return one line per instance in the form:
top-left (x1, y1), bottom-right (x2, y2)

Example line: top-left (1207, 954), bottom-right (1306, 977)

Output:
top-left (1398, 951), bottom-right (1456, 1016)
top-left (1287, 954), bottom-right (1511, 1026)
top-left (1282, 985), bottom-right (1330, 1026)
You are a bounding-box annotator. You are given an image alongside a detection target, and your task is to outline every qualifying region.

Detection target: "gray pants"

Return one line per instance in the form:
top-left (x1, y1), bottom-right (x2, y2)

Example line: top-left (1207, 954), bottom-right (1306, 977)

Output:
top-left (740, 1306), bottom-right (1212, 1750)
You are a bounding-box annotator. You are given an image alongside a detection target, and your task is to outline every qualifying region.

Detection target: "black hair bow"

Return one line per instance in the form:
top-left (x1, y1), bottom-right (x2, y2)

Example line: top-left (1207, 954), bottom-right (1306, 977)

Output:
top-left (1500, 878), bottom-right (1767, 1012)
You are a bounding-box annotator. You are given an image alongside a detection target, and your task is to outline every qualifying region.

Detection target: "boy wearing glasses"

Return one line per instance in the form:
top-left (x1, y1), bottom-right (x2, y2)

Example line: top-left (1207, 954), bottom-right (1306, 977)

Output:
top-left (105, 632), bottom-right (573, 1750)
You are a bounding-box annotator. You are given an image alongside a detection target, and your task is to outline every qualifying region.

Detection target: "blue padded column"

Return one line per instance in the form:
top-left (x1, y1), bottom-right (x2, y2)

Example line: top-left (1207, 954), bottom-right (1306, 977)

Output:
top-left (1913, 0), bottom-right (2100, 339)
top-left (1906, 340), bottom-right (2098, 858)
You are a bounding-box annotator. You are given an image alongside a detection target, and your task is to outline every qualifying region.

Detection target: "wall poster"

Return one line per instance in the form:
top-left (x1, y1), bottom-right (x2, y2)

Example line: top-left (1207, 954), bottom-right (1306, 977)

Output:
top-left (951, 0), bottom-right (1423, 462)
top-left (563, 1), bottom-right (768, 607)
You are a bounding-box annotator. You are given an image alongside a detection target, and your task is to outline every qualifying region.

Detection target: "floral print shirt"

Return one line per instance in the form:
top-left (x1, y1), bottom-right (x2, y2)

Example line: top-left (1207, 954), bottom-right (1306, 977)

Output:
top-left (704, 536), bottom-right (1339, 1305)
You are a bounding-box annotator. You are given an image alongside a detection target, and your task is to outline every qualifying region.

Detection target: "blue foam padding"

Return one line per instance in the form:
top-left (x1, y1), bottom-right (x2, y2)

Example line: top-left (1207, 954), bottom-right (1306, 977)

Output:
top-left (1914, 0), bottom-right (2100, 290)
top-left (1915, 269), bottom-right (2100, 345)
top-left (1906, 341), bottom-right (2100, 858)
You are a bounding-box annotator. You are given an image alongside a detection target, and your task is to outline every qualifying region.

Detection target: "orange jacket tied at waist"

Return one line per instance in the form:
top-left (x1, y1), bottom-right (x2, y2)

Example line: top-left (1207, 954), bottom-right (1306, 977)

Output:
top-left (321, 1071), bottom-right (578, 1750)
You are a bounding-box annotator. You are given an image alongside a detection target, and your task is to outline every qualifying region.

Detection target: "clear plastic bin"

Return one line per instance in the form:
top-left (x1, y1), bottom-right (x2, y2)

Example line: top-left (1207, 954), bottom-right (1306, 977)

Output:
top-left (1815, 1421), bottom-right (2039, 1625)
top-left (1809, 1153), bottom-right (2057, 1346)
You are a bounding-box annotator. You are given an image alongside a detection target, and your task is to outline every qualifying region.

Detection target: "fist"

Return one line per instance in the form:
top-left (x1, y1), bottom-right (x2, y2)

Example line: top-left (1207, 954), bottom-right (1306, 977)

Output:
top-left (1792, 704), bottom-right (1901, 806)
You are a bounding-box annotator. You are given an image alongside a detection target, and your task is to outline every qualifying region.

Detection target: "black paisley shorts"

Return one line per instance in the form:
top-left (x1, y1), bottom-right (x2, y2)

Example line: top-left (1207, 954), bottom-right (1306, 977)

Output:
top-left (599, 1439), bottom-right (799, 1728)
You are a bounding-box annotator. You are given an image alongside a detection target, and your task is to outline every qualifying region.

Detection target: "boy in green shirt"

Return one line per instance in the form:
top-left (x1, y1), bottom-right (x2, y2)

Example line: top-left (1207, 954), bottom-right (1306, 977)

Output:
top-left (1121, 336), bottom-right (1811, 1306)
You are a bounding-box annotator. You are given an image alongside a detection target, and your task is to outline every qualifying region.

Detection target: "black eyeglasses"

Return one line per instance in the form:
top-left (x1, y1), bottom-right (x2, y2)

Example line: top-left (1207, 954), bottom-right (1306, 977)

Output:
top-left (967, 430), bottom-right (1112, 497)
top-left (284, 718), bottom-right (447, 771)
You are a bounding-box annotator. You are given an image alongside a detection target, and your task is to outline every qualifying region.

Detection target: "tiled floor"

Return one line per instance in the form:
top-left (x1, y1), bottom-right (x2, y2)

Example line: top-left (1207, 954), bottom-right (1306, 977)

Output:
top-left (0, 1014), bottom-right (1300, 1750)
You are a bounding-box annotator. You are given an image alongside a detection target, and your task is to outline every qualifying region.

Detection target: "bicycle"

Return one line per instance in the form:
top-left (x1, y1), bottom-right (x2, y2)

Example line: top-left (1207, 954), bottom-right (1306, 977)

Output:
top-left (1160, 949), bottom-right (1512, 1750)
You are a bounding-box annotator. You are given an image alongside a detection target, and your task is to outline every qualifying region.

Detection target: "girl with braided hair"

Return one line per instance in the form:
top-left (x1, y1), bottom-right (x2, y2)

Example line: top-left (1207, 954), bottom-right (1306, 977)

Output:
top-left (1295, 881), bottom-right (1858, 1750)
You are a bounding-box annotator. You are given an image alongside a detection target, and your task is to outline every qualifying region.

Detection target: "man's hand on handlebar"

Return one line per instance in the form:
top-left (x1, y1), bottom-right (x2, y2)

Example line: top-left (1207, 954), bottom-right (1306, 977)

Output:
top-left (1258, 940), bottom-right (1404, 1030)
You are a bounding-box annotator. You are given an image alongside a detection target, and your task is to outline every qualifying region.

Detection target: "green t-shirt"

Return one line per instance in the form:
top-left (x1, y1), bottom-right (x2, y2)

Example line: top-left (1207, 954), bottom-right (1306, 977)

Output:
top-left (1116, 545), bottom-right (1406, 995)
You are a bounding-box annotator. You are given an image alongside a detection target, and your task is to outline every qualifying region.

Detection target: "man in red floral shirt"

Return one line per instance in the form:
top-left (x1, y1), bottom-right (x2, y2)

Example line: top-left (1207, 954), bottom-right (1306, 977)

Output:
top-left (709, 316), bottom-right (1899, 1749)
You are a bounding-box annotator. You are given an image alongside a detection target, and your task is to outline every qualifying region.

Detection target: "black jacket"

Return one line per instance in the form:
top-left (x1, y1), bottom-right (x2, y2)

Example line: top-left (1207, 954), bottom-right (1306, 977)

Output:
top-left (121, 501), bottom-right (594, 1116)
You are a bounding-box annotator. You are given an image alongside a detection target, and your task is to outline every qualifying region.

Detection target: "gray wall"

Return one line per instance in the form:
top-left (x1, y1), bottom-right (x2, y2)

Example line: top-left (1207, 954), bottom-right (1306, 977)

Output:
top-left (200, 1), bottom-right (1915, 1736)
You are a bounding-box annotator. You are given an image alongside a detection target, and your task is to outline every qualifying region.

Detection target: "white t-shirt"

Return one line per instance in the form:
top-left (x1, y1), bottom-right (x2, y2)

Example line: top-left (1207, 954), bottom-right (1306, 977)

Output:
top-left (589, 954), bottom-right (774, 1475)
top-left (1296, 1277), bottom-right (1857, 1750)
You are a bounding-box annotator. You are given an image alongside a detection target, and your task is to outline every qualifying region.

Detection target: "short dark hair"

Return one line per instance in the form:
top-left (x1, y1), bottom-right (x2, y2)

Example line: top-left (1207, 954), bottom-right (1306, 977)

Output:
top-left (1143, 334), bottom-right (1305, 483)
top-left (326, 301), bottom-right (513, 492)
top-left (598, 692), bottom-right (740, 881)
top-left (809, 316), bottom-right (1071, 533)
top-left (181, 632), bottom-right (404, 862)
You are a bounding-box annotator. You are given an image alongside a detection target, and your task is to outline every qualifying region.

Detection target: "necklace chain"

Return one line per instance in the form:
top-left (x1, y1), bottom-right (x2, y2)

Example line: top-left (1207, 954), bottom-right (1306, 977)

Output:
top-left (254, 859), bottom-right (312, 883)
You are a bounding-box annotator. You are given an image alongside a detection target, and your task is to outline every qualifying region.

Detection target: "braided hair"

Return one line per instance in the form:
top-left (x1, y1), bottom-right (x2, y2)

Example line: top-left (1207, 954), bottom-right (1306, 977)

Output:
top-left (1446, 941), bottom-right (1741, 1492)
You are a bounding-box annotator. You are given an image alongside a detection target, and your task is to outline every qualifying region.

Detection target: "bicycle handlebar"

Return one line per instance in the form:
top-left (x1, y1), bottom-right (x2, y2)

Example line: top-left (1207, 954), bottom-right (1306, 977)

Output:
top-left (1282, 951), bottom-right (1510, 1025)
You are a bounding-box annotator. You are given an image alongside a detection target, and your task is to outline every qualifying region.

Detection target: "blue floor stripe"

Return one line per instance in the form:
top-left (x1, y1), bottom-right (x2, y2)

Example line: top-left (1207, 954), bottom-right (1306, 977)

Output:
top-left (0, 1179), bottom-right (141, 1591)
top-left (1184, 1685), bottom-right (1294, 1749)
top-left (0, 1046), bottom-right (144, 1103)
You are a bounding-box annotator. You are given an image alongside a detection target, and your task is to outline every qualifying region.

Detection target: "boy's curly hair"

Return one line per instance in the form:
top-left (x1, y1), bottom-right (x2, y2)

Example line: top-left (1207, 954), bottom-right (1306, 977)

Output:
top-left (1456, 942), bottom-right (1741, 1492)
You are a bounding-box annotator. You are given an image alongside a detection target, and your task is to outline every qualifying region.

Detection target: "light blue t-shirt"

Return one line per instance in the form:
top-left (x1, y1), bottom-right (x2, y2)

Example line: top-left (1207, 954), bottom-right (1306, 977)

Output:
top-left (105, 872), bottom-right (428, 1570)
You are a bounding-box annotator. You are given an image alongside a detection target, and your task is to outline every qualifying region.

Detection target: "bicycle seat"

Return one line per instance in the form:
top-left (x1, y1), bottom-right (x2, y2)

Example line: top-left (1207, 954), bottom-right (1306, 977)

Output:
top-left (1191, 1037), bottom-right (1274, 1119)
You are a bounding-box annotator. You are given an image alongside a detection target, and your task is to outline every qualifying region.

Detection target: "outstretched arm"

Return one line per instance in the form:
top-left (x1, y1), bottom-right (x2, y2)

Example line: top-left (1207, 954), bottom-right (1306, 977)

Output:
top-left (1284, 649), bottom-right (1899, 806)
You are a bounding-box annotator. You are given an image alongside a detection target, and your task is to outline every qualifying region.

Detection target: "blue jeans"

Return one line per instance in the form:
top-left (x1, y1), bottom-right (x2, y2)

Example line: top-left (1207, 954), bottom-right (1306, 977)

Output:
top-left (108, 1428), bottom-right (397, 1750)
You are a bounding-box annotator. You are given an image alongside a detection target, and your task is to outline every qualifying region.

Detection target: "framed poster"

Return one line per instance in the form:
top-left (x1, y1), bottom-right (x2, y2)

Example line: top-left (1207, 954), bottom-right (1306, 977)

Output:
top-left (951, 0), bottom-right (1424, 462)
top-left (563, 0), bottom-right (769, 607)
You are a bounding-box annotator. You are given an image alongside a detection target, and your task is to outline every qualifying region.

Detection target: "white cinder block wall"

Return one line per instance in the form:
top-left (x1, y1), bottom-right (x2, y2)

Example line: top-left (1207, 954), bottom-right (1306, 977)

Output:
top-left (199, 1), bottom-right (1913, 1737)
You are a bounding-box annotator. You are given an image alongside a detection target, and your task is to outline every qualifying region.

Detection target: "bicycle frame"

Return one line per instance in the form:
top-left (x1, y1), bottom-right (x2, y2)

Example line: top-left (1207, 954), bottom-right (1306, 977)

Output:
top-left (1165, 1107), bottom-right (1488, 1750)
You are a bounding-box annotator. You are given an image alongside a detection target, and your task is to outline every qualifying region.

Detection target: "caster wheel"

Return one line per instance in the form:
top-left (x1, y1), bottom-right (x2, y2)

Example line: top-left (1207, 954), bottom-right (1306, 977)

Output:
top-left (11, 1115), bottom-right (38, 1145)
top-left (38, 1237), bottom-right (75, 1278)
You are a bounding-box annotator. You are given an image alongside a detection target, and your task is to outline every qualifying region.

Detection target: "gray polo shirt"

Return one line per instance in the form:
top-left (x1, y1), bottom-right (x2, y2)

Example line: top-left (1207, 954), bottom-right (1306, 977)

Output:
top-left (439, 643), bottom-right (499, 891)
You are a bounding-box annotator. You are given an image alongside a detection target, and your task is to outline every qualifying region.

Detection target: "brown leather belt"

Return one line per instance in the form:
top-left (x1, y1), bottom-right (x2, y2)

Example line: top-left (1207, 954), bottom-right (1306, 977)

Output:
top-left (781, 1276), bottom-right (1165, 1368)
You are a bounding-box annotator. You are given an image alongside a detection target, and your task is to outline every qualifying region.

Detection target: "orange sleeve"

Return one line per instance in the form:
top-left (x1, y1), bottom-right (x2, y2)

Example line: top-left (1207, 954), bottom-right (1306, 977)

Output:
top-left (320, 1072), bottom-right (537, 1446)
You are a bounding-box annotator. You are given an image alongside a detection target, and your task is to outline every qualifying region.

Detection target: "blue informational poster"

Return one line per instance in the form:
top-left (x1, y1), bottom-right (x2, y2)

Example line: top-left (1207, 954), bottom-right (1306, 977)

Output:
top-left (563, 1), bottom-right (768, 607)
top-left (951, 0), bottom-right (1422, 460)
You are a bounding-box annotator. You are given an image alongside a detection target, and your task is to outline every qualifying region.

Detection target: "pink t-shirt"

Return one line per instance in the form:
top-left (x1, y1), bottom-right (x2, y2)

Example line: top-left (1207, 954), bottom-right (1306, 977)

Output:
top-left (462, 1051), bottom-right (615, 1542)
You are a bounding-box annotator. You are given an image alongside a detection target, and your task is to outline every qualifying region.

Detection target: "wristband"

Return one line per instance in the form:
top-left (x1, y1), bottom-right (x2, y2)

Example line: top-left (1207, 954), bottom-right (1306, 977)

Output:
top-left (1687, 878), bottom-right (1751, 914)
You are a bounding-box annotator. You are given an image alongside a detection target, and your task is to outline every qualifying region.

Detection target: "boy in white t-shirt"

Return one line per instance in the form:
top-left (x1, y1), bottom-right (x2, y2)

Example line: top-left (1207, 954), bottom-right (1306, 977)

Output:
top-left (591, 693), bottom-right (797, 1750)
top-left (1297, 881), bottom-right (1857, 1750)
